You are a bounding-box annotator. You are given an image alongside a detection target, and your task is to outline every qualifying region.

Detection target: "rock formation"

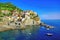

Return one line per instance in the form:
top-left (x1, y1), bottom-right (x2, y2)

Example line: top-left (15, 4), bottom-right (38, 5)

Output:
top-left (0, 3), bottom-right (40, 31)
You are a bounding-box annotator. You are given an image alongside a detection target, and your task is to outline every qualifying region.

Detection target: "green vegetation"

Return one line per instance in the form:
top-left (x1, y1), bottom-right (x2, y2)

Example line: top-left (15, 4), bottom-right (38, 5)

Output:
top-left (0, 2), bottom-right (23, 11)
top-left (0, 2), bottom-right (23, 17)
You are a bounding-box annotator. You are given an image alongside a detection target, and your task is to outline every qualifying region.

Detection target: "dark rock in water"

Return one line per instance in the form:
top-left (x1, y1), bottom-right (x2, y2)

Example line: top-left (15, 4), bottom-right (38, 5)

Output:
top-left (46, 33), bottom-right (53, 36)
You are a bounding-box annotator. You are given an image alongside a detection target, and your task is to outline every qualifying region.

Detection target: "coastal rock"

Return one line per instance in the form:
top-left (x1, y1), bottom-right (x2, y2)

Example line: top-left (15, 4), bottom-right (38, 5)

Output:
top-left (0, 3), bottom-right (40, 31)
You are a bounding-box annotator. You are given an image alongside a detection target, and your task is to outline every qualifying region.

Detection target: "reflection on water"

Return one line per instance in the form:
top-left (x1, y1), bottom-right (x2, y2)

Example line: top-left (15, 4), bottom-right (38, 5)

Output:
top-left (0, 25), bottom-right (40, 40)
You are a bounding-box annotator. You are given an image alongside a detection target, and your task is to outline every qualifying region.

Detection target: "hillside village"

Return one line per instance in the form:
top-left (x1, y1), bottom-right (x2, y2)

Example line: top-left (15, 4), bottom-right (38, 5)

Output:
top-left (0, 3), bottom-right (40, 31)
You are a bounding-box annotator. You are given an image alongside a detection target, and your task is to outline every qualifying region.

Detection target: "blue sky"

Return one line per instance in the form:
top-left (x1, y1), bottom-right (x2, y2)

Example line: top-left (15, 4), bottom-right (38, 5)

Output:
top-left (0, 0), bottom-right (60, 20)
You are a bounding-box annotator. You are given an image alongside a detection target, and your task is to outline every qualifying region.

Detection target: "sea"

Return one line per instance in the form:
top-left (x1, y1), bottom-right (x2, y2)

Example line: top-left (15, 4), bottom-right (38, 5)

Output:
top-left (0, 20), bottom-right (60, 40)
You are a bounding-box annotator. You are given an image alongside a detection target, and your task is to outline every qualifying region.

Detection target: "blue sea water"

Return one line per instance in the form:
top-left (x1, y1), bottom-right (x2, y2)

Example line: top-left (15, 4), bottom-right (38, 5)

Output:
top-left (33, 20), bottom-right (60, 40)
top-left (0, 20), bottom-right (60, 40)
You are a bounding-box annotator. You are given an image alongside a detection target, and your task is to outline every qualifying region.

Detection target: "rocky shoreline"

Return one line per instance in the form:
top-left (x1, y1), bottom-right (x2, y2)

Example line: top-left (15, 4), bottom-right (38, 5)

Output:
top-left (0, 3), bottom-right (41, 32)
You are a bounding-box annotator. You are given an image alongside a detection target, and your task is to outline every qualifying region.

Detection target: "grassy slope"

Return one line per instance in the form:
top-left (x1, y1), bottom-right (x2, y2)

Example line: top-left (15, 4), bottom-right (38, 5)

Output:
top-left (0, 2), bottom-right (23, 16)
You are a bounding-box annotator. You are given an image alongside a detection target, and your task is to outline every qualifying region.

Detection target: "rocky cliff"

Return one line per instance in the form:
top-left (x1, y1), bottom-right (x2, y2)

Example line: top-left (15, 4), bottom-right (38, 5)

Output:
top-left (0, 3), bottom-right (40, 31)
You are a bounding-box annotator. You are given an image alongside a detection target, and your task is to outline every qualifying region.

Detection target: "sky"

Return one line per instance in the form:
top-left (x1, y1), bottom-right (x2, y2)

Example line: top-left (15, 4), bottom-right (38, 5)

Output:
top-left (0, 0), bottom-right (60, 20)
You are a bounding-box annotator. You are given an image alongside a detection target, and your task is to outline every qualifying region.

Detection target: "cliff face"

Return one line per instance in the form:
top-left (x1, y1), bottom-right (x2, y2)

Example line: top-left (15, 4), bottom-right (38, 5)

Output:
top-left (0, 3), bottom-right (40, 31)
top-left (22, 11), bottom-right (40, 25)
